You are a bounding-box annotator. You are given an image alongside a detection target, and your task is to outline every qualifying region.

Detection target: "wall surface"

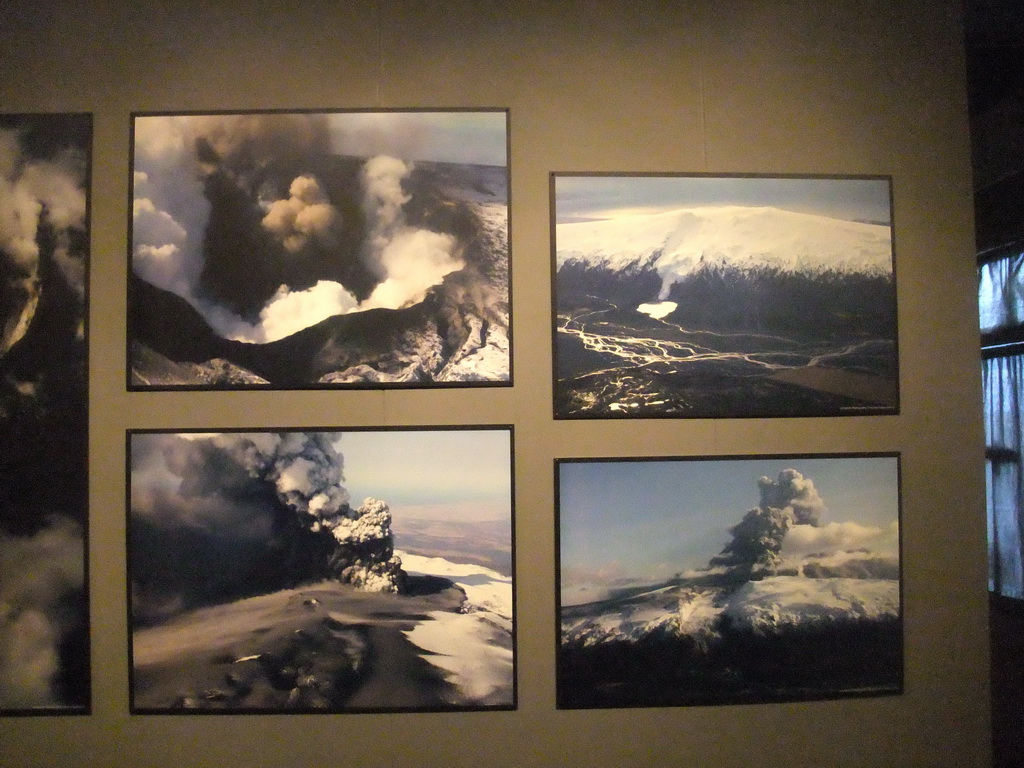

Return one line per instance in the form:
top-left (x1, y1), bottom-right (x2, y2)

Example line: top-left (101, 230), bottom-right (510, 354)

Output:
top-left (0, 1), bottom-right (989, 766)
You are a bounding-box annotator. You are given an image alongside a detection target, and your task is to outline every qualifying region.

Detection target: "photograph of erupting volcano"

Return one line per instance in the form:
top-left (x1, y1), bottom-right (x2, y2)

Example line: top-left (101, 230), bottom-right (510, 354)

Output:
top-left (128, 110), bottom-right (510, 389)
top-left (1, 113), bottom-right (91, 714)
top-left (128, 427), bottom-right (515, 714)
top-left (552, 173), bottom-right (898, 418)
top-left (556, 454), bottom-right (902, 709)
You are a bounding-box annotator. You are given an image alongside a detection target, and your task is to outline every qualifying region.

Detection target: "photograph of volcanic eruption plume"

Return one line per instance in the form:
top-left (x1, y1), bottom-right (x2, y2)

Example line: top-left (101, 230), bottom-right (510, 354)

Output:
top-left (129, 110), bottom-right (510, 389)
top-left (556, 454), bottom-right (902, 709)
top-left (552, 173), bottom-right (897, 419)
top-left (0, 113), bottom-right (91, 714)
top-left (128, 427), bottom-right (515, 713)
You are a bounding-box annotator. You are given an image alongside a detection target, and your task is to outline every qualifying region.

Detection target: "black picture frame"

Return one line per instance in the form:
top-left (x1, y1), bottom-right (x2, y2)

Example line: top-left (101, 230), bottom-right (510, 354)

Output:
top-left (128, 109), bottom-right (511, 390)
top-left (0, 112), bottom-right (92, 715)
top-left (555, 452), bottom-right (903, 709)
top-left (127, 425), bottom-right (516, 714)
top-left (551, 173), bottom-right (898, 419)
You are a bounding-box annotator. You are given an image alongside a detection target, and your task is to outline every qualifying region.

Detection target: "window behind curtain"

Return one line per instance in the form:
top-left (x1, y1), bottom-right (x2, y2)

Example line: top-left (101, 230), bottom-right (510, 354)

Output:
top-left (981, 248), bottom-right (1024, 598)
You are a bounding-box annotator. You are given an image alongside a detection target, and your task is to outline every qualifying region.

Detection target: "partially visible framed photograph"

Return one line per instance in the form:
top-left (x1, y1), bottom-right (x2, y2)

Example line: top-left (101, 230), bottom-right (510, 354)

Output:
top-left (0, 113), bottom-right (91, 714)
top-left (128, 426), bottom-right (515, 713)
top-left (129, 109), bottom-right (511, 390)
top-left (551, 173), bottom-right (898, 419)
top-left (556, 453), bottom-right (902, 709)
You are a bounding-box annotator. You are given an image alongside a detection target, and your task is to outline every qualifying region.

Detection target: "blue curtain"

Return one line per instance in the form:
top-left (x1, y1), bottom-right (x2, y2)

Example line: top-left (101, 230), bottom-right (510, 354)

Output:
top-left (980, 252), bottom-right (1024, 333)
top-left (984, 353), bottom-right (1024, 598)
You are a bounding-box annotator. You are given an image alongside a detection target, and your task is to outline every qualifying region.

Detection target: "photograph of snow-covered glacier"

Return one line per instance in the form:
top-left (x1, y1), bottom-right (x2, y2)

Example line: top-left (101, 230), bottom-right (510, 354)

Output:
top-left (1, 113), bottom-right (91, 714)
top-left (128, 427), bottom-right (514, 713)
top-left (129, 110), bottom-right (510, 389)
top-left (552, 174), bottom-right (897, 418)
top-left (556, 454), bottom-right (902, 709)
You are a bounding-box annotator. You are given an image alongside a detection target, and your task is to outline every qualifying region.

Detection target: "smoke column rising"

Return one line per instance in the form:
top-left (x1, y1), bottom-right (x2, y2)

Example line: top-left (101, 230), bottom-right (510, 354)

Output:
top-left (1, 128), bottom-right (88, 354)
top-left (133, 432), bottom-right (404, 616)
top-left (132, 116), bottom-right (468, 345)
top-left (0, 517), bottom-right (85, 708)
top-left (358, 155), bottom-right (462, 311)
top-left (200, 433), bottom-right (402, 591)
top-left (710, 469), bottom-right (826, 575)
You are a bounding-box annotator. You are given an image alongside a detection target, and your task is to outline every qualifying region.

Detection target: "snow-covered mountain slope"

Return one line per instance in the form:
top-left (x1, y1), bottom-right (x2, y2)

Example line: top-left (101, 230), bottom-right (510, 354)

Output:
top-left (401, 610), bottom-right (513, 705)
top-left (722, 575), bottom-right (900, 634)
top-left (562, 575), bottom-right (899, 648)
top-left (562, 585), bottom-right (721, 648)
top-left (397, 550), bottom-right (514, 705)
top-left (398, 550), bottom-right (512, 622)
top-left (556, 205), bottom-right (893, 284)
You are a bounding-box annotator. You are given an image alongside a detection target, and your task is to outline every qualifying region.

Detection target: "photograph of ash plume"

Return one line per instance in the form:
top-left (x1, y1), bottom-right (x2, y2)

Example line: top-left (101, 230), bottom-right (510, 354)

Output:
top-left (0, 113), bottom-right (91, 714)
top-left (128, 110), bottom-right (510, 389)
top-left (128, 427), bottom-right (515, 713)
top-left (552, 173), bottom-right (898, 419)
top-left (556, 454), bottom-right (902, 709)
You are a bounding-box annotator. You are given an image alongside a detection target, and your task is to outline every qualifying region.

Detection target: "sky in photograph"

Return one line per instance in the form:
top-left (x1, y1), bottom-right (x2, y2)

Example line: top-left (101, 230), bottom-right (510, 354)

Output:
top-left (328, 111), bottom-right (508, 166)
top-left (336, 429), bottom-right (512, 522)
top-left (130, 429), bottom-right (513, 526)
top-left (554, 175), bottom-right (892, 225)
top-left (558, 455), bottom-right (900, 586)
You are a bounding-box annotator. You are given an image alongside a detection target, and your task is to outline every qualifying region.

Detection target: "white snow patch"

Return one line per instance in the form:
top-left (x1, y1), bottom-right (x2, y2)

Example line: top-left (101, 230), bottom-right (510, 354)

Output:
top-left (723, 575), bottom-right (899, 634)
top-left (563, 586), bottom-right (721, 648)
top-left (398, 550), bottom-right (511, 622)
top-left (402, 611), bottom-right (513, 703)
top-left (397, 550), bottom-right (513, 704)
top-left (562, 575), bottom-right (900, 649)
top-left (435, 315), bottom-right (510, 383)
top-left (557, 205), bottom-right (893, 298)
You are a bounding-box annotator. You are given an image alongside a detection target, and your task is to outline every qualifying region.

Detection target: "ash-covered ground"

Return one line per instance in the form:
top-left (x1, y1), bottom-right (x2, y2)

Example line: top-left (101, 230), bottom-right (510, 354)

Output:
top-left (132, 551), bottom-right (514, 712)
top-left (129, 429), bottom-right (514, 712)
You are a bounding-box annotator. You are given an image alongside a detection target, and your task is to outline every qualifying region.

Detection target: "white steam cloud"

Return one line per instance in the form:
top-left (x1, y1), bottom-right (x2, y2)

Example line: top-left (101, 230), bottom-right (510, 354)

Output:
top-left (709, 468), bottom-right (899, 581)
top-left (782, 519), bottom-right (899, 558)
top-left (255, 280), bottom-right (361, 342)
top-left (132, 116), bottom-right (466, 345)
top-left (131, 119), bottom-right (210, 299)
top-left (358, 155), bottom-right (462, 310)
top-left (133, 116), bottom-right (358, 344)
top-left (0, 517), bottom-right (84, 708)
top-left (1, 128), bottom-right (88, 356)
top-left (779, 519), bottom-right (900, 577)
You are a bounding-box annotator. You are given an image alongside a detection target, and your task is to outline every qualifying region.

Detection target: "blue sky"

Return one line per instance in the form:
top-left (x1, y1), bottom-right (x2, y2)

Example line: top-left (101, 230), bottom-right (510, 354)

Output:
top-left (554, 174), bottom-right (892, 225)
top-left (328, 111), bottom-right (507, 166)
top-left (558, 455), bottom-right (900, 584)
top-left (337, 428), bottom-right (512, 522)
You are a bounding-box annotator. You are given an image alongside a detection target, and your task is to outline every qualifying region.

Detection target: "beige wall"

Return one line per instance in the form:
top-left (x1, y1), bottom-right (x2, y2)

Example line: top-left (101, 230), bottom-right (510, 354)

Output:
top-left (0, 1), bottom-right (988, 766)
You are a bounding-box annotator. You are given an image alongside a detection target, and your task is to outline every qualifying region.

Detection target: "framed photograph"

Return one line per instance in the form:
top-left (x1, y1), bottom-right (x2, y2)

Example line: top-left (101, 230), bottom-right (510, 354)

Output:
top-left (0, 113), bottom-right (91, 714)
top-left (128, 426), bottom-right (515, 713)
top-left (556, 453), bottom-right (902, 708)
top-left (551, 173), bottom-right (898, 419)
top-left (128, 109), bottom-right (511, 390)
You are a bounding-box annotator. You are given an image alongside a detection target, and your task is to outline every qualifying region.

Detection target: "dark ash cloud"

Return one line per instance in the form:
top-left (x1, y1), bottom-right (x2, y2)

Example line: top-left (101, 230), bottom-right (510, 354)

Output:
top-left (710, 469), bottom-right (826, 577)
top-left (132, 115), bottom-right (473, 345)
top-left (1, 114), bottom-right (91, 711)
top-left (130, 432), bottom-right (403, 625)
